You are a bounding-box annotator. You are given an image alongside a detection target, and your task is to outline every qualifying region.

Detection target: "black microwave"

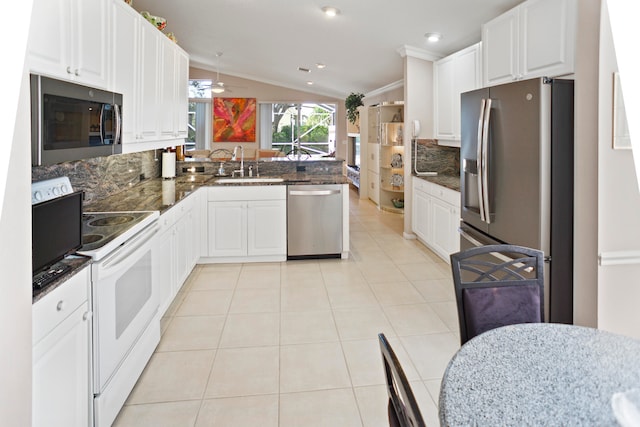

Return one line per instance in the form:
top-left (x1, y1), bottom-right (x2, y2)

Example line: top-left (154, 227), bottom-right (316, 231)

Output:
top-left (30, 74), bottom-right (123, 166)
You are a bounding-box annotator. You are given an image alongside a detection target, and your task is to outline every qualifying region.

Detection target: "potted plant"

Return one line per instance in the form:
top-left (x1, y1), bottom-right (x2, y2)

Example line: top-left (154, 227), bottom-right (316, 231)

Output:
top-left (345, 92), bottom-right (365, 127)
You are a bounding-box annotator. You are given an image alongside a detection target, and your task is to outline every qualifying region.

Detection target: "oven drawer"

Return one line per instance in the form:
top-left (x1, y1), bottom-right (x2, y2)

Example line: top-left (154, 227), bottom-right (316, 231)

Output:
top-left (33, 266), bottom-right (89, 346)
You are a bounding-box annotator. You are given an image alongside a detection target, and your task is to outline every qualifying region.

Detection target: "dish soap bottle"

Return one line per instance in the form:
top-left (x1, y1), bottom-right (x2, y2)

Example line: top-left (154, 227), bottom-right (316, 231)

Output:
top-left (218, 162), bottom-right (225, 176)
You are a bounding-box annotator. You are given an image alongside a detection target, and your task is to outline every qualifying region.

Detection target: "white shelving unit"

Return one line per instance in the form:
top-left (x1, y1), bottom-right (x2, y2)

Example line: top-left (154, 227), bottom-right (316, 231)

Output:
top-left (367, 103), bottom-right (405, 213)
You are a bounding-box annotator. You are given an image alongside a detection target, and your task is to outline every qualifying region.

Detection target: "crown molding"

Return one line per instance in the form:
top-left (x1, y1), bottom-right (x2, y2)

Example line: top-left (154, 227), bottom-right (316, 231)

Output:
top-left (365, 80), bottom-right (404, 98)
top-left (396, 45), bottom-right (442, 61)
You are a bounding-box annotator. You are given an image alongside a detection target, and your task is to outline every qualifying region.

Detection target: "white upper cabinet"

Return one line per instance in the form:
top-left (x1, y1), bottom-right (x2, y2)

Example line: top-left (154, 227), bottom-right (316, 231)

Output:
top-left (434, 43), bottom-right (482, 144)
top-left (111, 0), bottom-right (189, 151)
top-left (28, 0), bottom-right (109, 89)
top-left (482, 0), bottom-right (577, 87)
top-left (160, 38), bottom-right (190, 140)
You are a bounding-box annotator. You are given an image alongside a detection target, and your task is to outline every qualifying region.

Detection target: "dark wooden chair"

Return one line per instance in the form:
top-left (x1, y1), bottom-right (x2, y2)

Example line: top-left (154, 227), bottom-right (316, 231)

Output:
top-left (450, 244), bottom-right (545, 346)
top-left (378, 333), bottom-right (426, 427)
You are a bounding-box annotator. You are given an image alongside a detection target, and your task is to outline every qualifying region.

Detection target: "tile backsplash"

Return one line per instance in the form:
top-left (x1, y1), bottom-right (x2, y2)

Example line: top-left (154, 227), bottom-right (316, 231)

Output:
top-left (32, 150), bottom-right (161, 204)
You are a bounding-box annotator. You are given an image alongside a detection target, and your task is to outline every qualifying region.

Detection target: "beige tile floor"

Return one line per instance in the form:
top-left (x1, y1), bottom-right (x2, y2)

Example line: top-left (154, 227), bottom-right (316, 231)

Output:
top-left (114, 188), bottom-right (461, 427)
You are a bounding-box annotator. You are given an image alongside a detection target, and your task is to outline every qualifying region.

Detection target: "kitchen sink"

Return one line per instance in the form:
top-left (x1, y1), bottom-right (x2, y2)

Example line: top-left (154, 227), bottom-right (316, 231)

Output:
top-left (215, 177), bottom-right (284, 184)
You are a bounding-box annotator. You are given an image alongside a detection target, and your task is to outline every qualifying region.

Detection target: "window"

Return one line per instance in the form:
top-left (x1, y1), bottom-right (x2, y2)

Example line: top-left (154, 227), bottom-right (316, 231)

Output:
top-left (260, 103), bottom-right (336, 155)
top-left (187, 80), bottom-right (212, 151)
top-left (188, 80), bottom-right (336, 155)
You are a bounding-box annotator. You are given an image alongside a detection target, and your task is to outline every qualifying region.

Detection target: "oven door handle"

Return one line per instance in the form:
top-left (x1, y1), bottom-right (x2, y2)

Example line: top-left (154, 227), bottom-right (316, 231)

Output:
top-left (100, 223), bottom-right (159, 272)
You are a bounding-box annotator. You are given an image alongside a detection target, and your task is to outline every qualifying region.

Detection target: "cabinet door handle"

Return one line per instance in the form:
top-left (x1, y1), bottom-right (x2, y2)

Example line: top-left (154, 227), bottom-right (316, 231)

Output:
top-left (56, 300), bottom-right (64, 311)
top-left (83, 311), bottom-right (92, 321)
top-left (66, 66), bottom-right (72, 74)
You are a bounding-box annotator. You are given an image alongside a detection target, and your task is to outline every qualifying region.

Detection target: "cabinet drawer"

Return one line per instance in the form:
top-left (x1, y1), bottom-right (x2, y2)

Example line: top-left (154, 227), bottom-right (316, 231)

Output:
top-left (208, 185), bottom-right (285, 201)
top-left (33, 267), bottom-right (89, 346)
top-left (158, 207), bottom-right (176, 232)
top-left (412, 176), bottom-right (432, 194)
top-left (429, 183), bottom-right (460, 207)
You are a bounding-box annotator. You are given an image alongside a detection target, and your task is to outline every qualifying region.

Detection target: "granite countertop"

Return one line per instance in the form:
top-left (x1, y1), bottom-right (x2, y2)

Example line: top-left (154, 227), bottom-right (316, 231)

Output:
top-left (32, 255), bottom-right (92, 303)
top-left (439, 323), bottom-right (640, 426)
top-left (413, 174), bottom-right (460, 192)
top-left (84, 174), bottom-right (348, 213)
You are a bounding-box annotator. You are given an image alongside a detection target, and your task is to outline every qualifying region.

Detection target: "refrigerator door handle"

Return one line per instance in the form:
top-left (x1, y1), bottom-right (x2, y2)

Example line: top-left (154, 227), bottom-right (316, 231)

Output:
top-left (481, 98), bottom-right (493, 224)
top-left (477, 99), bottom-right (486, 222)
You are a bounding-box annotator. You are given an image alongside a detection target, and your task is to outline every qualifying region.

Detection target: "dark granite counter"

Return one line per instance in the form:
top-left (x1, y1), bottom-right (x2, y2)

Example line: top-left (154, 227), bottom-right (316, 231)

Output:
top-left (33, 255), bottom-right (92, 304)
top-left (413, 174), bottom-right (460, 192)
top-left (84, 174), bottom-right (348, 213)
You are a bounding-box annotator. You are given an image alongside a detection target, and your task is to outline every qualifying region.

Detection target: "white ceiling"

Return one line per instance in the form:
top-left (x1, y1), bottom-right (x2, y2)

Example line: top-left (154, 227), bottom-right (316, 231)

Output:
top-left (132, 0), bottom-right (523, 98)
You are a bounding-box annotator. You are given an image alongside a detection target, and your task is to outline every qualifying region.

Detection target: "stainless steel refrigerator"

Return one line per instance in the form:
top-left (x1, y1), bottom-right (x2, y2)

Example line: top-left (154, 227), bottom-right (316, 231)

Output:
top-left (459, 77), bottom-right (574, 324)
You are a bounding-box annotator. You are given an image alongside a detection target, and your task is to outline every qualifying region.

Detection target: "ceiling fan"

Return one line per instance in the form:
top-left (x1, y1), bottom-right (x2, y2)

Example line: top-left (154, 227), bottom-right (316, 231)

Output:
top-left (205, 52), bottom-right (246, 94)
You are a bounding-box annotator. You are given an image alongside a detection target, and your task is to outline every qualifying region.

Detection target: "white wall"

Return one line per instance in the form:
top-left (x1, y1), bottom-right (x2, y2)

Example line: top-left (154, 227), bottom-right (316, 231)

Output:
top-left (403, 56), bottom-right (434, 237)
top-left (596, 2), bottom-right (640, 339)
top-left (572, 0), bottom-right (600, 328)
top-left (1, 20), bottom-right (33, 427)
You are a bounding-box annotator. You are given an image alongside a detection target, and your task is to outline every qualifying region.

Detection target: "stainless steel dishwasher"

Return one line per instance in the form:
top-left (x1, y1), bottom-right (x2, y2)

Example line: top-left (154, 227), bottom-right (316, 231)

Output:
top-left (287, 184), bottom-right (342, 259)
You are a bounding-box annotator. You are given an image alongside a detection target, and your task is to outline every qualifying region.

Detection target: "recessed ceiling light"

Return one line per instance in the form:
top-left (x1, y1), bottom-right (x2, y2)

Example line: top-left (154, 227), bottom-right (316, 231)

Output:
top-left (424, 32), bottom-right (442, 43)
top-left (321, 6), bottom-right (340, 17)
top-left (306, 81), bottom-right (314, 85)
top-left (316, 63), bottom-right (326, 69)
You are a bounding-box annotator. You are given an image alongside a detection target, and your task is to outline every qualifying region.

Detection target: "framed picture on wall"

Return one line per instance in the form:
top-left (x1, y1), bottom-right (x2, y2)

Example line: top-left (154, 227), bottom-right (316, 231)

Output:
top-left (613, 72), bottom-right (631, 150)
top-left (213, 97), bottom-right (257, 142)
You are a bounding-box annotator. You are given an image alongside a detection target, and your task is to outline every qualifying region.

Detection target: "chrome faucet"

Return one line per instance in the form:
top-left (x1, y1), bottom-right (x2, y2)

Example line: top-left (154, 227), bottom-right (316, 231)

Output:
top-left (232, 145), bottom-right (244, 177)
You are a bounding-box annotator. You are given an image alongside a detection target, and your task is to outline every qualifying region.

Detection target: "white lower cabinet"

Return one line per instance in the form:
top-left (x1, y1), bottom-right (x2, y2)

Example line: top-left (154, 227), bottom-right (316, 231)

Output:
top-left (208, 201), bottom-right (247, 257)
top-left (412, 177), bottom-right (460, 262)
top-left (412, 182), bottom-right (431, 243)
top-left (155, 223), bottom-right (175, 318)
top-left (155, 189), bottom-right (202, 316)
top-left (32, 267), bottom-right (91, 427)
top-left (207, 186), bottom-right (286, 262)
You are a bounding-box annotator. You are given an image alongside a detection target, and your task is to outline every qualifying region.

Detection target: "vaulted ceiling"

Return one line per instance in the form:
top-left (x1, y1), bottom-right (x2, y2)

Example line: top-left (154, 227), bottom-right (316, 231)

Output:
top-left (132, 0), bottom-right (523, 98)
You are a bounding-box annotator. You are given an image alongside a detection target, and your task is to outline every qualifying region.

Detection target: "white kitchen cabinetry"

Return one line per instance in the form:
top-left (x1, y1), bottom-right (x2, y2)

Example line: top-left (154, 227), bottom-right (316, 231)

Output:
top-left (28, 0), bottom-right (109, 89)
top-left (412, 177), bottom-right (460, 262)
top-left (482, 0), bottom-right (576, 87)
top-left (434, 43), bottom-right (482, 145)
top-left (156, 189), bottom-right (201, 316)
top-left (32, 267), bottom-right (91, 427)
top-left (160, 38), bottom-right (190, 140)
top-left (207, 186), bottom-right (286, 262)
top-left (111, 0), bottom-right (188, 152)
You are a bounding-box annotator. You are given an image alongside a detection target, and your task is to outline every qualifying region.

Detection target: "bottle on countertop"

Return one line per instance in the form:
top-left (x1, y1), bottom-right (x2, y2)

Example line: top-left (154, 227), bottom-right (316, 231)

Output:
top-left (176, 145), bottom-right (185, 161)
top-left (249, 165), bottom-right (253, 177)
top-left (218, 162), bottom-right (225, 176)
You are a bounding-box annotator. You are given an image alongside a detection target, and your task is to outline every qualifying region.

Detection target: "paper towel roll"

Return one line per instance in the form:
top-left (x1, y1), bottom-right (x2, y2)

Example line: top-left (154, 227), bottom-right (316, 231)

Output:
top-left (162, 179), bottom-right (176, 205)
top-left (162, 152), bottom-right (176, 178)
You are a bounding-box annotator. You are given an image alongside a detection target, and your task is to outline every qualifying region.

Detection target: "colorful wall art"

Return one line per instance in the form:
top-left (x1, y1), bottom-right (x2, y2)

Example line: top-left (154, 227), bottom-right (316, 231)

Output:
top-left (213, 97), bottom-right (257, 142)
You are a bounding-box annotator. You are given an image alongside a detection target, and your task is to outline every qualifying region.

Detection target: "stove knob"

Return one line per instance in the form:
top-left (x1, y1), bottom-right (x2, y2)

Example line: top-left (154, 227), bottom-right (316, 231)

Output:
top-left (60, 184), bottom-right (69, 194)
top-left (52, 187), bottom-right (61, 196)
top-left (33, 191), bottom-right (43, 202)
